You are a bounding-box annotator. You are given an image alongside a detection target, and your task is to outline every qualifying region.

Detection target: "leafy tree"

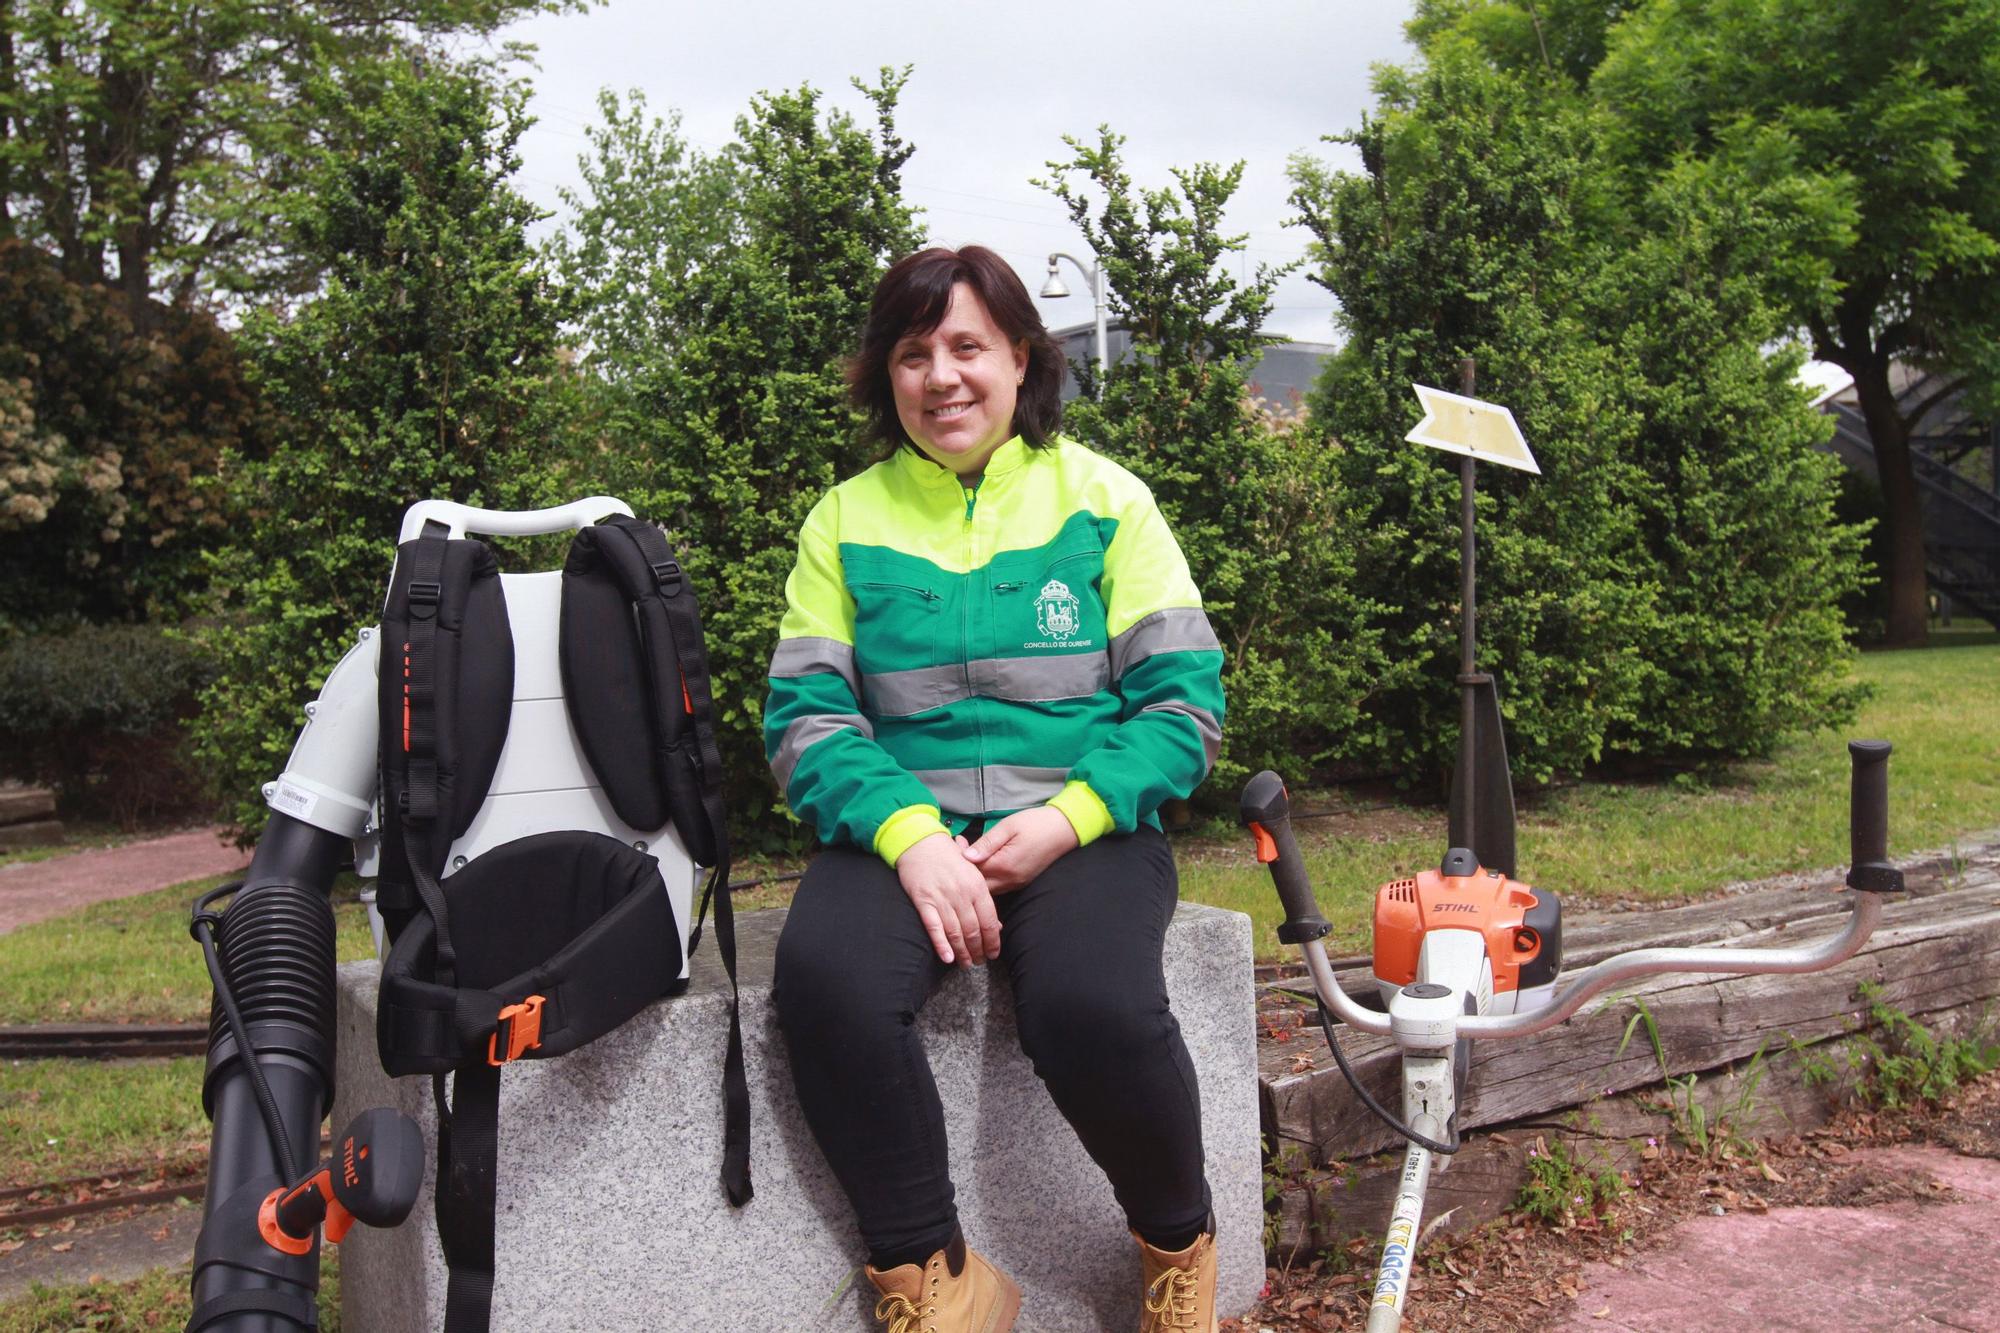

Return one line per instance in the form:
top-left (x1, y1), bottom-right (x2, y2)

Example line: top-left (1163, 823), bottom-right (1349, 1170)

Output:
top-left (0, 0), bottom-right (577, 316)
top-left (1290, 41), bottom-right (1864, 785)
top-left (1593, 155), bottom-right (1868, 755)
top-left (1593, 0), bottom-right (2000, 646)
top-left (1408, 0), bottom-right (1643, 87)
top-left (549, 88), bottom-right (742, 381)
top-left (0, 236), bottom-right (262, 626)
top-left (190, 55), bottom-right (572, 832)
top-left (627, 70), bottom-right (923, 841)
top-left (1040, 129), bottom-right (1380, 799)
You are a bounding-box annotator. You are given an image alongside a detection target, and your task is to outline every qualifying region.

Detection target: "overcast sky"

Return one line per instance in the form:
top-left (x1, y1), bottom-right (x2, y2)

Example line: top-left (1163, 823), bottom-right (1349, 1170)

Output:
top-left (496, 1), bottom-right (1418, 345)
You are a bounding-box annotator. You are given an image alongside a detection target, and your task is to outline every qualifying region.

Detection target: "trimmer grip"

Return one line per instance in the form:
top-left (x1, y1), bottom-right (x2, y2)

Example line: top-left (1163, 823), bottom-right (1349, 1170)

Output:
top-left (1846, 740), bottom-right (1905, 894)
top-left (1240, 771), bottom-right (1331, 944)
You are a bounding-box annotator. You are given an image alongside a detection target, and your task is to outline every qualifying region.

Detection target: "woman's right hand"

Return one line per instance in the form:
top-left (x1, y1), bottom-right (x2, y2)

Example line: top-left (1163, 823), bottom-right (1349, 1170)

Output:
top-left (896, 832), bottom-right (1001, 966)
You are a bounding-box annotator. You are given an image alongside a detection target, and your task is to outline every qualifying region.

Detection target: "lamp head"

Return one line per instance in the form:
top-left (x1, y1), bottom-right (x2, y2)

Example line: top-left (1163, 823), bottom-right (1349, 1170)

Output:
top-left (1039, 256), bottom-right (1069, 300)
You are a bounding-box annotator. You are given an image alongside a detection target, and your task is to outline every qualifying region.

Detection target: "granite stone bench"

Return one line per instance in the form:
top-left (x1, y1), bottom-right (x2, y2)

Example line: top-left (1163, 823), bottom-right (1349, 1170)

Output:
top-left (331, 901), bottom-right (1261, 1331)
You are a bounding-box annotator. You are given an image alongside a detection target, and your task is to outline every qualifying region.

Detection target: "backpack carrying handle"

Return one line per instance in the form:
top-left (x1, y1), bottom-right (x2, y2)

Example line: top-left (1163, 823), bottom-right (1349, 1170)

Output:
top-left (400, 497), bottom-right (633, 544)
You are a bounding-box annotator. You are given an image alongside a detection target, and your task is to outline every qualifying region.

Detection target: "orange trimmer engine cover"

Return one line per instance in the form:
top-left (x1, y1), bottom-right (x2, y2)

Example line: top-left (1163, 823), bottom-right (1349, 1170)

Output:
top-left (1372, 864), bottom-right (1559, 995)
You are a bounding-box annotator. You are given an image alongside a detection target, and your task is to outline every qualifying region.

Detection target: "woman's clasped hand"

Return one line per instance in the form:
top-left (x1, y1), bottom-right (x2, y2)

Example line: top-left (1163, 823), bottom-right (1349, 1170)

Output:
top-left (896, 809), bottom-right (1082, 965)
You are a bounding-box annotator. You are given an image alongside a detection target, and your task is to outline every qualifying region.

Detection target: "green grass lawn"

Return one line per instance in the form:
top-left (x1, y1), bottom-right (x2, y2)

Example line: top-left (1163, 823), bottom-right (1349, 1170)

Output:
top-left (1180, 640), bottom-right (2000, 958)
top-left (0, 1057), bottom-right (209, 1189)
top-left (0, 876), bottom-right (375, 1026)
top-left (0, 1249), bottom-right (339, 1331)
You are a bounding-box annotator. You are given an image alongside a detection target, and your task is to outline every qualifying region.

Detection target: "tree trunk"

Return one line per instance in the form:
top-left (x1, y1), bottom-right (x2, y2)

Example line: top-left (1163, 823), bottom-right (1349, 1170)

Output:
top-left (1853, 356), bottom-right (1930, 647)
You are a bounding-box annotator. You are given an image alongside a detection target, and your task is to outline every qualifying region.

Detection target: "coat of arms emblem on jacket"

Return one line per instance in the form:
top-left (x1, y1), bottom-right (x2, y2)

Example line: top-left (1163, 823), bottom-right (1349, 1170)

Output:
top-left (1035, 578), bottom-right (1081, 641)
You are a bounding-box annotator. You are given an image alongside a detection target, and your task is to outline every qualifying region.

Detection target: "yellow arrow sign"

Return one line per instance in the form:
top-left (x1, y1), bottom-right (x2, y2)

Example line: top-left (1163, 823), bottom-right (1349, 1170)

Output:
top-left (1405, 384), bottom-right (1540, 475)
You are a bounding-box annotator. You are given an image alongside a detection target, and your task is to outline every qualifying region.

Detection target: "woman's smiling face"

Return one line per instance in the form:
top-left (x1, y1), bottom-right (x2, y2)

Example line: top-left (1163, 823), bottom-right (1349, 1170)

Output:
top-left (890, 281), bottom-right (1029, 478)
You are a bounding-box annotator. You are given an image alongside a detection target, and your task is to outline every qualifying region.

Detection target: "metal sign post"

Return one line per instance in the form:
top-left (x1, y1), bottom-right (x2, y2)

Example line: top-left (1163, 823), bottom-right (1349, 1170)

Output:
top-left (1404, 364), bottom-right (1540, 875)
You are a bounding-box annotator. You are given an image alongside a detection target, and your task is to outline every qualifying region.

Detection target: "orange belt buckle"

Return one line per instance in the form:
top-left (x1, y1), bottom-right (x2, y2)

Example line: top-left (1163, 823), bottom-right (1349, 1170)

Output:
top-left (488, 994), bottom-right (546, 1066)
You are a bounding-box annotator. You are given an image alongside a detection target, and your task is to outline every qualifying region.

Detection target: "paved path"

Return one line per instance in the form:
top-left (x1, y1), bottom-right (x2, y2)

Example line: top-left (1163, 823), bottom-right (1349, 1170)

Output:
top-left (0, 1203), bottom-right (205, 1301)
top-left (1561, 1145), bottom-right (2000, 1331)
top-left (0, 827), bottom-right (248, 934)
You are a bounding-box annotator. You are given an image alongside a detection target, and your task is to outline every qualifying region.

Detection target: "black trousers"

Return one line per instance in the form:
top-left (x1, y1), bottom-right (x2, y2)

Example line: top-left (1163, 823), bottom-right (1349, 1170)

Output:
top-left (772, 826), bottom-right (1211, 1269)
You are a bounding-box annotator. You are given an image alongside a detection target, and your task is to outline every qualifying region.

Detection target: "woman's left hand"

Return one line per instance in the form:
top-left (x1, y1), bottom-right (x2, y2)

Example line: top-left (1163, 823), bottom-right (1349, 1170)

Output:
top-left (963, 806), bottom-right (1079, 893)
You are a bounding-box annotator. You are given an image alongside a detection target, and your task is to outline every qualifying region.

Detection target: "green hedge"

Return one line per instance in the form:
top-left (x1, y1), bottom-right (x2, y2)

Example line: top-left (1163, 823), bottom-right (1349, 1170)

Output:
top-left (0, 623), bottom-right (216, 824)
top-left (1289, 47), bottom-right (1866, 788)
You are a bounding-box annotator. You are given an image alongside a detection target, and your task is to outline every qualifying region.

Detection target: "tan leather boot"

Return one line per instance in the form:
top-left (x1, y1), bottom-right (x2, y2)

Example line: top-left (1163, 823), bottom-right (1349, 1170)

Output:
top-left (1135, 1225), bottom-right (1218, 1332)
top-left (864, 1230), bottom-right (1021, 1333)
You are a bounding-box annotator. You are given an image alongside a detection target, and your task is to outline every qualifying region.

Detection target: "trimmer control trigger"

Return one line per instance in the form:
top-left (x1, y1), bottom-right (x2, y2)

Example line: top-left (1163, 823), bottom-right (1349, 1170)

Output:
top-left (1241, 771), bottom-right (1333, 946)
top-left (1249, 821), bottom-right (1279, 864)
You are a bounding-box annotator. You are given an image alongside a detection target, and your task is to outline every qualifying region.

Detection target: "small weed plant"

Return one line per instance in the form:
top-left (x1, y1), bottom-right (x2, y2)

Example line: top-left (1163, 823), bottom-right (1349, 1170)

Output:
top-left (1261, 1136), bottom-right (1304, 1252)
top-left (1792, 1035), bottom-right (1845, 1094)
top-left (1515, 1135), bottom-right (1623, 1227)
top-left (1852, 981), bottom-right (1998, 1109)
top-left (1261, 1134), bottom-right (1357, 1258)
top-left (1616, 996), bottom-right (1767, 1157)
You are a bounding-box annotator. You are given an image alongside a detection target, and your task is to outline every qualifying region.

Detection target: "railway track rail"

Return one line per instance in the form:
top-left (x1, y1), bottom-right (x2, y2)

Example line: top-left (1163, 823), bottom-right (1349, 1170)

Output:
top-left (0, 1024), bottom-right (207, 1060)
top-left (1, 1171), bottom-right (207, 1229)
top-left (1, 1136), bottom-right (330, 1232)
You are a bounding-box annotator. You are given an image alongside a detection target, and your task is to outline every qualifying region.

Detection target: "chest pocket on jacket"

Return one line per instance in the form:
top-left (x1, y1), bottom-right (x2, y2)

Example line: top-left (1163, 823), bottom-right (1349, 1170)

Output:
top-left (998, 537), bottom-right (1107, 656)
top-left (846, 563), bottom-right (942, 680)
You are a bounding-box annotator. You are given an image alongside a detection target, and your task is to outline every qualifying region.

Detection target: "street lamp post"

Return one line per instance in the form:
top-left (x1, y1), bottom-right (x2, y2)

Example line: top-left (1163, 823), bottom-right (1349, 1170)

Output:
top-left (1040, 252), bottom-right (1108, 396)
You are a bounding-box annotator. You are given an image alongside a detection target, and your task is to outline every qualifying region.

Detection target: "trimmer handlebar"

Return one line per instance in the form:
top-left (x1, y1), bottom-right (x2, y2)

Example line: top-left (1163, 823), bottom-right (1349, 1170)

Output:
top-left (1250, 738), bottom-right (1904, 1046)
top-left (1240, 772), bottom-right (1332, 946)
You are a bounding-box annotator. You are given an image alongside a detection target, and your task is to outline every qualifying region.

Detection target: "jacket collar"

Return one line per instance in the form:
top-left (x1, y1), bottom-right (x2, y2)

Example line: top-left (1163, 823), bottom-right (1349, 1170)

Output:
top-left (893, 435), bottom-right (1031, 490)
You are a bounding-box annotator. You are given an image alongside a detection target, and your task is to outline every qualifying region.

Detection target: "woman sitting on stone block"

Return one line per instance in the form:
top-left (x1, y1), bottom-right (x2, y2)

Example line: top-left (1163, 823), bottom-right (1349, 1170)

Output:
top-left (764, 243), bottom-right (1228, 1333)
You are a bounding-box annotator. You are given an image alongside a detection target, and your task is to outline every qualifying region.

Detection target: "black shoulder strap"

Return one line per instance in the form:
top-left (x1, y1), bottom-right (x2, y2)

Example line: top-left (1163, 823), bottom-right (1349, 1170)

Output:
top-left (590, 517), bottom-right (750, 1206)
top-left (434, 1064), bottom-right (500, 1333)
top-left (400, 520), bottom-right (457, 986)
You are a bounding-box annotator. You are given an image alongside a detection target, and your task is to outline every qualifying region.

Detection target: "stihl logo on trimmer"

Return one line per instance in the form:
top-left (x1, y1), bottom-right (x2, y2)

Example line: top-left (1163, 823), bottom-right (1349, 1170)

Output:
top-left (1431, 901), bottom-right (1478, 914)
top-left (342, 1136), bottom-right (360, 1189)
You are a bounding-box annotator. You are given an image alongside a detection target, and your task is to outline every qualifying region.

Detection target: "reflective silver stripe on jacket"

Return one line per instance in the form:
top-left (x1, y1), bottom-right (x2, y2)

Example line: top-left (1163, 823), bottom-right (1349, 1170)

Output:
top-left (1140, 700), bottom-right (1223, 771)
top-left (768, 636), bottom-right (861, 699)
top-left (908, 765), bottom-right (1071, 812)
top-left (771, 713), bottom-right (874, 791)
top-left (1109, 608), bottom-right (1222, 681)
top-left (863, 654), bottom-right (1111, 718)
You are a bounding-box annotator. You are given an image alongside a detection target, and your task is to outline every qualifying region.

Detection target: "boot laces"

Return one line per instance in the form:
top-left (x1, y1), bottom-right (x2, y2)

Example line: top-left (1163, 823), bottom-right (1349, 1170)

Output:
top-left (873, 1291), bottom-right (937, 1333)
top-left (1143, 1263), bottom-right (1201, 1330)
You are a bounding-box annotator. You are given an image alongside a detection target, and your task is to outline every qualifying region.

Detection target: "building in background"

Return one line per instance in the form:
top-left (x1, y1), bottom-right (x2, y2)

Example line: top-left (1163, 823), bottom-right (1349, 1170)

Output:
top-left (1050, 322), bottom-right (1333, 413)
top-left (1816, 365), bottom-right (1999, 627)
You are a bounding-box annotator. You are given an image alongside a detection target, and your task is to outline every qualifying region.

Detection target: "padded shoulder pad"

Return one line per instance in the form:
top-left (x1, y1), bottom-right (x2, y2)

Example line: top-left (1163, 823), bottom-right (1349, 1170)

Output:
top-left (562, 522), bottom-right (674, 832)
top-left (377, 533), bottom-right (514, 924)
top-left (560, 518), bottom-right (720, 865)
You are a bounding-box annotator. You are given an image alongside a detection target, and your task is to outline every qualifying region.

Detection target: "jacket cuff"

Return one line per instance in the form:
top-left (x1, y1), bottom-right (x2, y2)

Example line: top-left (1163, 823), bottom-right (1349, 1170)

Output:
top-left (1047, 780), bottom-right (1115, 847)
top-left (874, 804), bottom-right (950, 868)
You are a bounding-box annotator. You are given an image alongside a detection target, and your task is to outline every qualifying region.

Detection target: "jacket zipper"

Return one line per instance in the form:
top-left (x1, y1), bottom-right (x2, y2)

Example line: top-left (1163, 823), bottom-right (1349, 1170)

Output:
top-left (855, 578), bottom-right (939, 602)
top-left (963, 480), bottom-right (982, 810)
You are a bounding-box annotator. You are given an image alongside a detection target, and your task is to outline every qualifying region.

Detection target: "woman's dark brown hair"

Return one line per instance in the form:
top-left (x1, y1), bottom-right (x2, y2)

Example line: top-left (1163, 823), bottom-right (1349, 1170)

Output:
top-left (849, 245), bottom-right (1067, 450)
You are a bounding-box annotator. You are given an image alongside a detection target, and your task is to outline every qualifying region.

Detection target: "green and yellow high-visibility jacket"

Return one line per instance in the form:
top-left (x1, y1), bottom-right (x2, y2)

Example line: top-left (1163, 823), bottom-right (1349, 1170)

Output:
top-left (764, 435), bottom-right (1225, 866)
